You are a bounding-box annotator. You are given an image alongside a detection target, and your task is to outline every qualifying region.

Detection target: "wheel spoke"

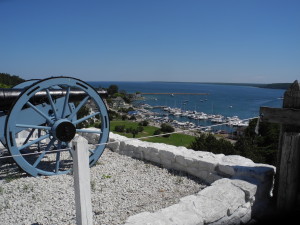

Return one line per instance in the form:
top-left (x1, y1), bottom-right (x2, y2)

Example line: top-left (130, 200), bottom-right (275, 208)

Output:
top-left (55, 141), bottom-right (62, 173)
top-left (37, 129), bottom-right (41, 151)
top-left (67, 142), bottom-right (74, 158)
top-left (26, 102), bottom-right (53, 124)
top-left (16, 124), bottom-right (51, 130)
top-left (22, 128), bottom-right (36, 146)
top-left (18, 134), bottom-right (50, 151)
top-left (32, 138), bottom-right (55, 168)
top-left (89, 149), bottom-right (95, 155)
top-left (62, 87), bottom-right (71, 118)
top-left (67, 96), bottom-right (90, 120)
top-left (46, 89), bottom-right (58, 119)
top-left (73, 112), bottom-right (100, 125)
top-left (76, 129), bottom-right (102, 134)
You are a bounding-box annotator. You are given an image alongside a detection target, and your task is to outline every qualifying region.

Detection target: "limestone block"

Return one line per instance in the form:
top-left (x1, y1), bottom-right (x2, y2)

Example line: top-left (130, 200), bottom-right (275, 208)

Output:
top-left (209, 215), bottom-right (240, 225)
top-left (210, 202), bottom-right (252, 225)
top-left (125, 212), bottom-right (166, 225)
top-left (147, 146), bottom-right (159, 155)
top-left (186, 167), bottom-right (201, 177)
top-left (185, 193), bottom-right (228, 224)
top-left (179, 195), bottom-right (198, 204)
top-left (230, 179), bottom-right (257, 201)
top-left (175, 155), bottom-right (188, 167)
top-left (238, 202), bottom-right (252, 224)
top-left (160, 158), bottom-right (173, 169)
top-left (109, 132), bottom-right (128, 141)
top-left (184, 156), bottom-right (199, 168)
top-left (186, 167), bottom-right (209, 181)
top-left (118, 141), bottom-right (127, 153)
top-left (159, 149), bottom-right (176, 161)
top-left (149, 152), bottom-right (161, 164)
top-left (191, 179), bottom-right (246, 222)
top-left (217, 155), bottom-right (255, 177)
top-left (205, 172), bottom-right (223, 184)
top-left (234, 163), bottom-right (275, 183)
top-left (79, 127), bottom-right (101, 144)
top-left (107, 140), bottom-right (120, 152)
top-left (197, 158), bottom-right (220, 173)
top-left (172, 161), bottom-right (187, 172)
top-left (156, 203), bottom-right (204, 225)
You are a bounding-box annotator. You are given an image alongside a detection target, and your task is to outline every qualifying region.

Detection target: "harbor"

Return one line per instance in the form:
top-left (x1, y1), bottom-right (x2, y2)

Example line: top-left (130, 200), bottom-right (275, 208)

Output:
top-left (133, 103), bottom-right (250, 136)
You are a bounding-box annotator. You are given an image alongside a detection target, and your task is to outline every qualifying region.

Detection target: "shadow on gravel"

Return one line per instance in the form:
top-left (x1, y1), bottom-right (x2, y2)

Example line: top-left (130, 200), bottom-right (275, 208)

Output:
top-left (0, 150), bottom-right (27, 182)
top-left (131, 156), bottom-right (208, 186)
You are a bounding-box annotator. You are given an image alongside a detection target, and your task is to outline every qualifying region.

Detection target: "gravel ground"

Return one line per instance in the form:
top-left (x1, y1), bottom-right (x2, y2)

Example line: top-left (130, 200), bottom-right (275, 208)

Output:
top-left (0, 148), bottom-right (206, 225)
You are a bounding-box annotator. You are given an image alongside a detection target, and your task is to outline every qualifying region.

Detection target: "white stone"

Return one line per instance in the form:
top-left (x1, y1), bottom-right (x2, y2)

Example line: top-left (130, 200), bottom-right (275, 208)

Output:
top-left (159, 149), bottom-right (176, 160)
top-left (193, 179), bottom-right (246, 222)
top-left (217, 155), bottom-right (255, 176)
top-left (231, 179), bottom-right (257, 201)
top-left (175, 155), bottom-right (188, 167)
top-left (157, 204), bottom-right (204, 225)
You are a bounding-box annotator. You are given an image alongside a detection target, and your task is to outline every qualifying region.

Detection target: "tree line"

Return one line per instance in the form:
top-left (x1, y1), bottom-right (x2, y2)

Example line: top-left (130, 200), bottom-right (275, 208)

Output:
top-left (0, 73), bottom-right (25, 88)
top-left (189, 118), bottom-right (279, 166)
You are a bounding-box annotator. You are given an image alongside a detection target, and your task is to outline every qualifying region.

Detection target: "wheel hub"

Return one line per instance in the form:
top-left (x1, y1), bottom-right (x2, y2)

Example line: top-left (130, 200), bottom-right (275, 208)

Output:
top-left (52, 120), bottom-right (76, 142)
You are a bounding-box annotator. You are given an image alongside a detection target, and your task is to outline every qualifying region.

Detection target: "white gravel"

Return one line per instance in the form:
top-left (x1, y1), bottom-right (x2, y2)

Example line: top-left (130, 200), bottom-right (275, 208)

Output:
top-left (0, 148), bottom-right (206, 225)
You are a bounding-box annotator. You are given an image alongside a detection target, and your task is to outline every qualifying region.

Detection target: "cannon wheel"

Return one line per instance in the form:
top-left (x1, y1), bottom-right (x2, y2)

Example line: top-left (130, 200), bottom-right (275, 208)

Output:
top-left (12, 79), bottom-right (40, 89)
top-left (0, 79), bottom-right (41, 148)
top-left (5, 77), bottom-right (109, 176)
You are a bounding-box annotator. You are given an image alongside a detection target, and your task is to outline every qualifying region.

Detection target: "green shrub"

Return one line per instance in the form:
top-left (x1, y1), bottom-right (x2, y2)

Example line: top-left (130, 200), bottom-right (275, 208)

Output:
top-left (160, 123), bottom-right (175, 133)
top-left (139, 120), bottom-right (149, 126)
top-left (115, 125), bottom-right (125, 132)
top-left (154, 129), bottom-right (162, 135)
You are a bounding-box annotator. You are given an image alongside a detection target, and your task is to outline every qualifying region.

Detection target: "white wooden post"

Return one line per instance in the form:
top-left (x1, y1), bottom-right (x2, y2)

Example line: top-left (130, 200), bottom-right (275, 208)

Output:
top-left (72, 136), bottom-right (93, 225)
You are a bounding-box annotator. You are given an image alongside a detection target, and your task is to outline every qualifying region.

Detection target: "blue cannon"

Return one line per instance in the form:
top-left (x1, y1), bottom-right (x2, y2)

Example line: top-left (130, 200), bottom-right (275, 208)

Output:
top-left (0, 77), bottom-right (110, 177)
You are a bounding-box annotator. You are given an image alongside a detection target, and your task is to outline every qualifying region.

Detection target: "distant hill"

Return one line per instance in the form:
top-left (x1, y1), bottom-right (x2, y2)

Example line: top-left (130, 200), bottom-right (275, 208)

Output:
top-left (0, 73), bottom-right (25, 88)
top-left (151, 81), bottom-right (292, 90)
top-left (254, 83), bottom-right (291, 90)
top-left (203, 82), bottom-right (292, 90)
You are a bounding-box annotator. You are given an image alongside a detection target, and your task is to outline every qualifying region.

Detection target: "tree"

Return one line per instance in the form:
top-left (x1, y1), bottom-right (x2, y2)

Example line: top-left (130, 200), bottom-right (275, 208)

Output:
top-left (0, 73), bottom-right (25, 87)
top-left (131, 128), bottom-right (139, 138)
top-left (129, 115), bottom-right (136, 120)
top-left (139, 120), bottom-right (149, 126)
top-left (189, 133), bottom-right (236, 155)
top-left (107, 84), bottom-right (119, 96)
top-left (114, 125), bottom-right (125, 132)
top-left (154, 129), bottom-right (162, 135)
top-left (76, 105), bottom-right (90, 128)
top-left (160, 123), bottom-right (175, 133)
top-left (234, 118), bottom-right (280, 165)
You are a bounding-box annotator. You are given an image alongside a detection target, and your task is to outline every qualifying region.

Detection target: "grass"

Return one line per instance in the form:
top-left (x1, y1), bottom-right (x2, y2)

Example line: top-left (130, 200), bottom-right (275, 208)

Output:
top-left (110, 120), bottom-right (195, 148)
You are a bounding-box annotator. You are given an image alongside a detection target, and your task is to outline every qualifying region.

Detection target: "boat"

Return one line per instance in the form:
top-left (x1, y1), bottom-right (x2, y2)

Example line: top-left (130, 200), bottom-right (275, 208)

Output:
top-left (174, 112), bottom-right (182, 117)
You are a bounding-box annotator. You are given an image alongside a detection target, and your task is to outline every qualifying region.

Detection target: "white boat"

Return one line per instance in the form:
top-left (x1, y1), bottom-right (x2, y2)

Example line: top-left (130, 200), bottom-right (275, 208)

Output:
top-left (174, 112), bottom-right (182, 117)
top-left (211, 115), bottom-right (225, 123)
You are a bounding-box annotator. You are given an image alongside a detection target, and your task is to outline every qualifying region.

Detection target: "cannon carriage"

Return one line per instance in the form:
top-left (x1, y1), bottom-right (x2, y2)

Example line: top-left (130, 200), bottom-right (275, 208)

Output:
top-left (0, 77), bottom-right (109, 177)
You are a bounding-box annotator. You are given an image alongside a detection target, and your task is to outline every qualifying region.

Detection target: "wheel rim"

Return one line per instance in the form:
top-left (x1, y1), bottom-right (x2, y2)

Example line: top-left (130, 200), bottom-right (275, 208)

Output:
top-left (0, 79), bottom-right (40, 147)
top-left (5, 77), bottom-right (109, 176)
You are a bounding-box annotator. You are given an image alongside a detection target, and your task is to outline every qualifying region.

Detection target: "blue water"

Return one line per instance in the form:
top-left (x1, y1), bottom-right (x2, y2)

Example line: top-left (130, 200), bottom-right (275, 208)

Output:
top-left (89, 81), bottom-right (285, 120)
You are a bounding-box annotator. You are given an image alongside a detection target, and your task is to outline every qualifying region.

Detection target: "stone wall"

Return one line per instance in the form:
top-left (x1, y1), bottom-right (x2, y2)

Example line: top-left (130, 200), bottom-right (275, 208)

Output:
top-left (84, 130), bottom-right (276, 225)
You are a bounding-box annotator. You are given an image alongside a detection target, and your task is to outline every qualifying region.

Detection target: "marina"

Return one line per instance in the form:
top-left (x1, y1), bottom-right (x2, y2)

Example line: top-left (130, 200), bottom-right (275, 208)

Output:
top-left (135, 103), bottom-right (250, 134)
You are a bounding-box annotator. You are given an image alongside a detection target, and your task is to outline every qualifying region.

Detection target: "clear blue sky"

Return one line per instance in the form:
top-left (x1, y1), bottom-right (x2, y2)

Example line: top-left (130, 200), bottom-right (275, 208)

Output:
top-left (0, 0), bottom-right (299, 83)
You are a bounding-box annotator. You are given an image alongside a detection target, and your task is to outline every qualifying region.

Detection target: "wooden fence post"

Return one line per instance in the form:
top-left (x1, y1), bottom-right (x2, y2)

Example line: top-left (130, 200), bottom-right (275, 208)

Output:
top-left (260, 80), bottom-right (300, 213)
top-left (72, 136), bottom-right (93, 225)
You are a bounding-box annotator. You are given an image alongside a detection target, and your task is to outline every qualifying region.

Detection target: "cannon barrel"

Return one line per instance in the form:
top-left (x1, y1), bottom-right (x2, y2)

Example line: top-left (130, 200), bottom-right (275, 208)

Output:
top-left (0, 88), bottom-right (108, 110)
